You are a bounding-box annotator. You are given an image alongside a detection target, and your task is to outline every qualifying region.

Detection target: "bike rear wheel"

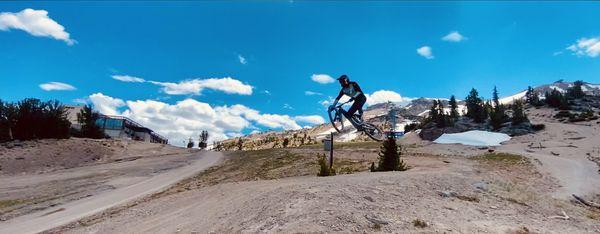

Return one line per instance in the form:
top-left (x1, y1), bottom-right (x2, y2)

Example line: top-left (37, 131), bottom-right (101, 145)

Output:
top-left (361, 123), bottom-right (385, 141)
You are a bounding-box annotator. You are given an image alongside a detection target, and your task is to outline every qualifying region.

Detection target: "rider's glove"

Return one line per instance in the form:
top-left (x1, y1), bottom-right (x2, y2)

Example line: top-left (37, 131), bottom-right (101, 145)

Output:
top-left (328, 105), bottom-right (334, 111)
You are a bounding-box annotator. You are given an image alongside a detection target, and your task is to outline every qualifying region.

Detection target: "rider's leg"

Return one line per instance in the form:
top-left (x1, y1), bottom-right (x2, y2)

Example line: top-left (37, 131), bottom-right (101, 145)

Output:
top-left (346, 95), bottom-right (366, 120)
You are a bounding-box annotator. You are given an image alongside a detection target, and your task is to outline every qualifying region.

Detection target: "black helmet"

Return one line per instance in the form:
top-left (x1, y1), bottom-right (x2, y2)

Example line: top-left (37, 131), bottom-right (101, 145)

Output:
top-left (337, 75), bottom-right (349, 82)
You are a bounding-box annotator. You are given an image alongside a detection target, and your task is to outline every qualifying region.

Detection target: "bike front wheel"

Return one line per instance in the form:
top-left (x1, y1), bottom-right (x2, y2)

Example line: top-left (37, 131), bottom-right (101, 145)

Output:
top-left (361, 123), bottom-right (385, 141)
top-left (327, 109), bottom-right (344, 133)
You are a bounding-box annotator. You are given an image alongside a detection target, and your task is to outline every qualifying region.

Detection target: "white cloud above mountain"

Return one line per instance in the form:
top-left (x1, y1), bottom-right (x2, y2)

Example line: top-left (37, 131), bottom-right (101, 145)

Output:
top-left (149, 77), bottom-right (253, 95)
top-left (294, 115), bottom-right (325, 125)
top-left (442, 31), bottom-right (467, 42)
top-left (319, 90), bottom-right (412, 107)
top-left (88, 93), bottom-right (125, 115)
top-left (87, 93), bottom-right (324, 146)
top-left (111, 75), bottom-right (145, 83)
top-left (39, 82), bottom-right (76, 91)
top-left (567, 37), bottom-right (600, 58)
top-left (0, 8), bottom-right (75, 45)
top-left (417, 46), bottom-right (434, 59)
top-left (311, 74), bottom-right (335, 84)
top-left (365, 90), bottom-right (413, 106)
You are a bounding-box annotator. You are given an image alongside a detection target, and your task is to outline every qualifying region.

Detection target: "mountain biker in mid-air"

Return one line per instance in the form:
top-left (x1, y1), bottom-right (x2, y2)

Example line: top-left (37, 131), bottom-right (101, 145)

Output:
top-left (328, 75), bottom-right (366, 121)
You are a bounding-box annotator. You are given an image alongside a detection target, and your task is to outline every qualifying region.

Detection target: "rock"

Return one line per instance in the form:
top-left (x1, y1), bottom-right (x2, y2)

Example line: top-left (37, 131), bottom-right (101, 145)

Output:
top-left (364, 214), bottom-right (389, 225)
top-left (13, 140), bottom-right (23, 147)
top-left (438, 191), bottom-right (457, 198)
top-left (473, 181), bottom-right (489, 191)
top-left (15, 156), bottom-right (25, 160)
top-left (488, 149), bottom-right (495, 153)
top-left (363, 196), bottom-right (375, 202)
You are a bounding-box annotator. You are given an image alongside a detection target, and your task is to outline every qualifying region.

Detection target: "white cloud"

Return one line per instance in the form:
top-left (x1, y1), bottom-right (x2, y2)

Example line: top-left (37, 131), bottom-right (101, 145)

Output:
top-left (89, 93), bottom-right (125, 115)
top-left (417, 46), bottom-right (434, 59)
top-left (111, 75), bottom-right (145, 83)
top-left (238, 54), bottom-right (247, 65)
top-left (305, 91), bottom-right (323, 96)
top-left (311, 74), bottom-right (335, 84)
top-left (442, 31), bottom-right (467, 42)
top-left (283, 103), bottom-right (294, 110)
top-left (365, 90), bottom-right (413, 106)
top-left (39, 82), bottom-right (76, 91)
top-left (150, 77), bottom-right (253, 95)
top-left (294, 115), bottom-right (325, 125)
top-left (320, 90), bottom-right (413, 107)
top-left (567, 37), bottom-right (600, 58)
top-left (0, 8), bottom-right (75, 45)
top-left (86, 94), bottom-right (324, 146)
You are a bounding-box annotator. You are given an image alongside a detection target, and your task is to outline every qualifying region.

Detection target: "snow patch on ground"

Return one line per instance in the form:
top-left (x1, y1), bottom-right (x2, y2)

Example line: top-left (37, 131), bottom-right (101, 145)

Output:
top-left (499, 90), bottom-right (527, 105)
top-left (434, 130), bottom-right (511, 146)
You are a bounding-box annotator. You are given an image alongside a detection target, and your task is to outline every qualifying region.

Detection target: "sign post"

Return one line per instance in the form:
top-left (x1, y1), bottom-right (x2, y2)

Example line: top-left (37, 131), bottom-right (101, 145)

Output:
top-left (329, 132), bottom-right (334, 169)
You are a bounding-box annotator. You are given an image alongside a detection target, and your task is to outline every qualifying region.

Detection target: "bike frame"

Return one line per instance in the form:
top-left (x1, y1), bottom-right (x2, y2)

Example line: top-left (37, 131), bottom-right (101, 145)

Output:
top-left (333, 101), bottom-right (363, 130)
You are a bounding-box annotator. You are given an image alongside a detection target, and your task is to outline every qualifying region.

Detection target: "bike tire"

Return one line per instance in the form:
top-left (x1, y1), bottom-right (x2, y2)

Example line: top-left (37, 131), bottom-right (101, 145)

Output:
top-left (327, 110), bottom-right (343, 133)
top-left (362, 123), bottom-right (385, 141)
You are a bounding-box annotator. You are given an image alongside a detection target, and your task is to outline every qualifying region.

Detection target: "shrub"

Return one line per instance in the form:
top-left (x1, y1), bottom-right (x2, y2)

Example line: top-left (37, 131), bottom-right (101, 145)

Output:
top-left (404, 123), bottom-right (419, 132)
top-left (374, 135), bottom-right (407, 172)
top-left (317, 154), bottom-right (336, 176)
top-left (412, 219), bottom-right (428, 228)
top-left (531, 124), bottom-right (545, 131)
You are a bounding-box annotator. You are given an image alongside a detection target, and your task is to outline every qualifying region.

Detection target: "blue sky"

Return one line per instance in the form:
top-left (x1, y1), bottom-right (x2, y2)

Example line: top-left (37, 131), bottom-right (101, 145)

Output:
top-left (1, 2), bottom-right (600, 143)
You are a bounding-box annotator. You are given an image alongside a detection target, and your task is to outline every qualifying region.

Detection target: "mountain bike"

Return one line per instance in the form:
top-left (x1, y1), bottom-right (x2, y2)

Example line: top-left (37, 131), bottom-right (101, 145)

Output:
top-left (327, 101), bottom-right (385, 141)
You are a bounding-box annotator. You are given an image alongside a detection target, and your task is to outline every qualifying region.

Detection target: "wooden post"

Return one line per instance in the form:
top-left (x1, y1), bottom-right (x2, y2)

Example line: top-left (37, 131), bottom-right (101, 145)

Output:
top-left (329, 132), bottom-right (334, 169)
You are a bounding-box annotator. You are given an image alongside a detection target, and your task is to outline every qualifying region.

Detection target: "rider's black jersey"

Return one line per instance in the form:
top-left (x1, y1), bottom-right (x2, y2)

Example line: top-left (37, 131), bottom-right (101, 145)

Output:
top-left (336, 81), bottom-right (364, 100)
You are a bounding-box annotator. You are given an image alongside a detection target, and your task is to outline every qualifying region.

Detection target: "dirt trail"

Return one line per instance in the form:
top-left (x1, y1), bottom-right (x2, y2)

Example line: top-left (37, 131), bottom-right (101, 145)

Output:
top-left (63, 157), bottom-right (598, 234)
top-left (499, 117), bottom-right (600, 199)
top-left (0, 151), bottom-right (223, 234)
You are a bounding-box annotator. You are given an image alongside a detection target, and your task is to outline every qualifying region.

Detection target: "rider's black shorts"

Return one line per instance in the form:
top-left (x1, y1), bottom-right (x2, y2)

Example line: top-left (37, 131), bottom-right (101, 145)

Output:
top-left (347, 94), bottom-right (366, 116)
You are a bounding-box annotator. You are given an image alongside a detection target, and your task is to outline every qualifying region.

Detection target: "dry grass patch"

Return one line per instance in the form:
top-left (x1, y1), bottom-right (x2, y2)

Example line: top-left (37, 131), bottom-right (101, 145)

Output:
top-left (472, 152), bottom-right (530, 165)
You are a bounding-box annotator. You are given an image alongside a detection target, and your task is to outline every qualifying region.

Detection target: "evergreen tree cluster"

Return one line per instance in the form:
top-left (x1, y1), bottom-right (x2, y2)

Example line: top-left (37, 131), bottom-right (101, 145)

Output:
top-left (463, 86), bottom-right (529, 130)
top-left (0, 98), bottom-right (71, 142)
top-left (465, 88), bottom-right (488, 123)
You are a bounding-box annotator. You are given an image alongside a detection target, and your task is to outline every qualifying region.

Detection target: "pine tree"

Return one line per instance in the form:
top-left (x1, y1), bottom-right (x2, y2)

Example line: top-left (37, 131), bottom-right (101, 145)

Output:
top-left (465, 88), bottom-right (486, 123)
top-left (525, 86), bottom-right (535, 104)
top-left (545, 89), bottom-right (564, 108)
top-left (429, 99), bottom-right (439, 123)
top-left (449, 95), bottom-right (459, 120)
top-left (511, 100), bottom-right (528, 125)
top-left (567, 80), bottom-right (585, 99)
top-left (375, 135), bottom-right (407, 171)
top-left (77, 105), bottom-right (105, 139)
top-left (492, 86), bottom-right (500, 108)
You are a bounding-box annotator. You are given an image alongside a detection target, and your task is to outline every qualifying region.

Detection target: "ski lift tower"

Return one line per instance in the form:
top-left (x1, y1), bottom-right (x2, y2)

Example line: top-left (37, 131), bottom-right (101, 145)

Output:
top-left (388, 101), bottom-right (397, 132)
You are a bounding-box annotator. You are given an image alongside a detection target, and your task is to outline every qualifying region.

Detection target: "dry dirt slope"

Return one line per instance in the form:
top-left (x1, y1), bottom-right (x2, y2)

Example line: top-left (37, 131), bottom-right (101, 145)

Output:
top-left (60, 139), bottom-right (600, 233)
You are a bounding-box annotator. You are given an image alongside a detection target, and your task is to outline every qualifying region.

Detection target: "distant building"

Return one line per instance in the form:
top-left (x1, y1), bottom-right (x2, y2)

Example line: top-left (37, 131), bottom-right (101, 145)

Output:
top-left (64, 105), bottom-right (168, 144)
top-left (64, 105), bottom-right (84, 130)
top-left (95, 115), bottom-right (168, 144)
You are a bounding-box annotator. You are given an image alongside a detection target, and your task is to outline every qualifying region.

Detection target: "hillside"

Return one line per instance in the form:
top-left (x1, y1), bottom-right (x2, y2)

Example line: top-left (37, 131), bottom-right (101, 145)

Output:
top-left (214, 81), bottom-right (598, 151)
top-left (55, 106), bottom-right (600, 233)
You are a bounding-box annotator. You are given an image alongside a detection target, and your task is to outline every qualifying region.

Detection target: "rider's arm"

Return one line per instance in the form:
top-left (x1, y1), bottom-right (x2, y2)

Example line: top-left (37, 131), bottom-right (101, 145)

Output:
top-left (332, 90), bottom-right (344, 107)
